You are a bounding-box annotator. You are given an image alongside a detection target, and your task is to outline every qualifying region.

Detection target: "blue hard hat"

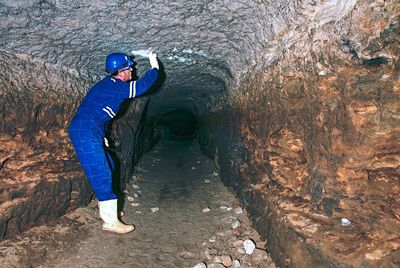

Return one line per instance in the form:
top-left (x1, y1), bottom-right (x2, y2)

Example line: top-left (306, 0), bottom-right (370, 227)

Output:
top-left (105, 52), bottom-right (136, 73)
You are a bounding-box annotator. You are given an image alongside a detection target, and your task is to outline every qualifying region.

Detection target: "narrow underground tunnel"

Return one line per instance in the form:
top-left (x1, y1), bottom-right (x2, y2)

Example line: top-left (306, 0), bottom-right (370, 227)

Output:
top-left (155, 109), bottom-right (198, 140)
top-left (0, 1), bottom-right (399, 267)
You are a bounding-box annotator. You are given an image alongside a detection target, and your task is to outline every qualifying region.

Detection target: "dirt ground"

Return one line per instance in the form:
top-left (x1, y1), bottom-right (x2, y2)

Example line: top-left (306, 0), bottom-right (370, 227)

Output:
top-left (0, 140), bottom-right (275, 268)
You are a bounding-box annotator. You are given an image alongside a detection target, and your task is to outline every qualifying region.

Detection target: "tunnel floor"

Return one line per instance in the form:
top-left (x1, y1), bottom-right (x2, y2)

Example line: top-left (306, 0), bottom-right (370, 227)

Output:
top-left (0, 139), bottom-right (275, 267)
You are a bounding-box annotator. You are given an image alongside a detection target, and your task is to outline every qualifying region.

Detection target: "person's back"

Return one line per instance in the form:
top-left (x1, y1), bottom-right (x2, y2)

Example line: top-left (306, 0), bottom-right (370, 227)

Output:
top-left (72, 66), bottom-right (158, 128)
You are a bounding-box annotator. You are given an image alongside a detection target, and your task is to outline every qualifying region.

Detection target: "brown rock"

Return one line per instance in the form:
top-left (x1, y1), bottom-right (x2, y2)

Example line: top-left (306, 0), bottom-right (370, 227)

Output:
top-left (214, 255), bottom-right (232, 267)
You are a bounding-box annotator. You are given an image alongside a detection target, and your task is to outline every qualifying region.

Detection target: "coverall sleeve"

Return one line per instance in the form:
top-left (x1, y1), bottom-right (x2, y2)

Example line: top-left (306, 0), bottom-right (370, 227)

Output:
top-left (134, 68), bottom-right (159, 97)
top-left (115, 68), bottom-right (158, 100)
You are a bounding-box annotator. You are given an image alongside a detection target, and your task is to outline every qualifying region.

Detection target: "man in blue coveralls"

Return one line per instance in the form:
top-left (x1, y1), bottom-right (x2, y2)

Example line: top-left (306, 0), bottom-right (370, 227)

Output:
top-left (68, 50), bottom-right (159, 234)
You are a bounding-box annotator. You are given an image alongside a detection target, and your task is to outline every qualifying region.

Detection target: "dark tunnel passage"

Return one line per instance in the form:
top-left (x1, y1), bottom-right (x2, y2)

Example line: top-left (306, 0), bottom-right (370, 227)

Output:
top-left (154, 109), bottom-right (198, 140)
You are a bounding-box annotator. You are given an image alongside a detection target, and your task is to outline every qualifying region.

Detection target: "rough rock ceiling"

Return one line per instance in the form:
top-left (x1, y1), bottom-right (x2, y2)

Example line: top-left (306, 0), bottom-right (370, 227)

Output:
top-left (0, 0), bottom-right (362, 117)
top-left (0, 0), bottom-right (277, 72)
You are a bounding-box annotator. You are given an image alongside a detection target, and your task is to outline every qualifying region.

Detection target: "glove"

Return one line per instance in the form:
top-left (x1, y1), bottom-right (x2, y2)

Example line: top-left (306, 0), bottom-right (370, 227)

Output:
top-left (148, 50), bottom-right (159, 70)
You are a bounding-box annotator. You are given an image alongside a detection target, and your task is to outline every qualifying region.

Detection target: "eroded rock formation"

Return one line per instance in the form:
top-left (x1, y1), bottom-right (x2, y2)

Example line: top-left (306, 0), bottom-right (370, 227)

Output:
top-left (0, 52), bottom-right (94, 237)
top-left (0, 0), bottom-right (399, 266)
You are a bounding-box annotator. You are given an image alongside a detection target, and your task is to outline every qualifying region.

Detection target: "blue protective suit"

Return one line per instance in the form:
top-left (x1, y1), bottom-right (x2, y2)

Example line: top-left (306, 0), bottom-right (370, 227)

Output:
top-left (68, 68), bottom-right (158, 201)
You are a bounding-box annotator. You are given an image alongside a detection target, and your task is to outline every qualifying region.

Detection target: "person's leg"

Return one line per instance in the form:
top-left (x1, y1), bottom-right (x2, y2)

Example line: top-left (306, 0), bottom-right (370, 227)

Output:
top-left (68, 125), bottom-right (116, 201)
top-left (105, 148), bottom-right (126, 217)
top-left (68, 121), bottom-right (133, 234)
top-left (105, 148), bottom-right (115, 171)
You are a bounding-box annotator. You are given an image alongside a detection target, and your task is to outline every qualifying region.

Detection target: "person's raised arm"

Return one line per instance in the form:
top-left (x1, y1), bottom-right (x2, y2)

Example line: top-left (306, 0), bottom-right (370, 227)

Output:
top-left (134, 51), bottom-right (159, 97)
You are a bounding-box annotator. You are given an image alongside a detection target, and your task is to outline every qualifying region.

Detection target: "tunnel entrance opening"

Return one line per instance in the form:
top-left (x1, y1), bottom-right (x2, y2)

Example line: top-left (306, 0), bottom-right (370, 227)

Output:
top-left (154, 109), bottom-right (198, 141)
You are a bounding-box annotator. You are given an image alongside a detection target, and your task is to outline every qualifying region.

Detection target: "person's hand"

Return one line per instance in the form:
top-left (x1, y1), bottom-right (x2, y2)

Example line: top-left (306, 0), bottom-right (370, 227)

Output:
top-left (148, 50), bottom-right (159, 70)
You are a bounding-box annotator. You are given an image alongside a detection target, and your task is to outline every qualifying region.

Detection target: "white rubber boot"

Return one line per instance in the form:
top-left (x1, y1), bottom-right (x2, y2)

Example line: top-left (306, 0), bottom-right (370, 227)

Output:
top-left (98, 199), bottom-right (134, 234)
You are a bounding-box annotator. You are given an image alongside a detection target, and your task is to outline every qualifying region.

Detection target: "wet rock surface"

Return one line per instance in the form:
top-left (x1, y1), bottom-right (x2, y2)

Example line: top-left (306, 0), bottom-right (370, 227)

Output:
top-left (0, 140), bottom-right (274, 268)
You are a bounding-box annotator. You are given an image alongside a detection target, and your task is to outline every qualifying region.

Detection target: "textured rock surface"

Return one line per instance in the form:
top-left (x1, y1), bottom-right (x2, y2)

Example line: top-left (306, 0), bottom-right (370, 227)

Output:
top-left (204, 1), bottom-right (400, 266)
top-left (0, 51), bottom-right (95, 238)
top-left (0, 0), bottom-right (399, 267)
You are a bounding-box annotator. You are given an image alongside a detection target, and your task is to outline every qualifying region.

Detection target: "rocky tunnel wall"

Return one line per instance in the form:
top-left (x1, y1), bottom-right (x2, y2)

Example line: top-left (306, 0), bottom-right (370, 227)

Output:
top-left (0, 51), bottom-right (95, 238)
top-left (198, 2), bottom-right (400, 266)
